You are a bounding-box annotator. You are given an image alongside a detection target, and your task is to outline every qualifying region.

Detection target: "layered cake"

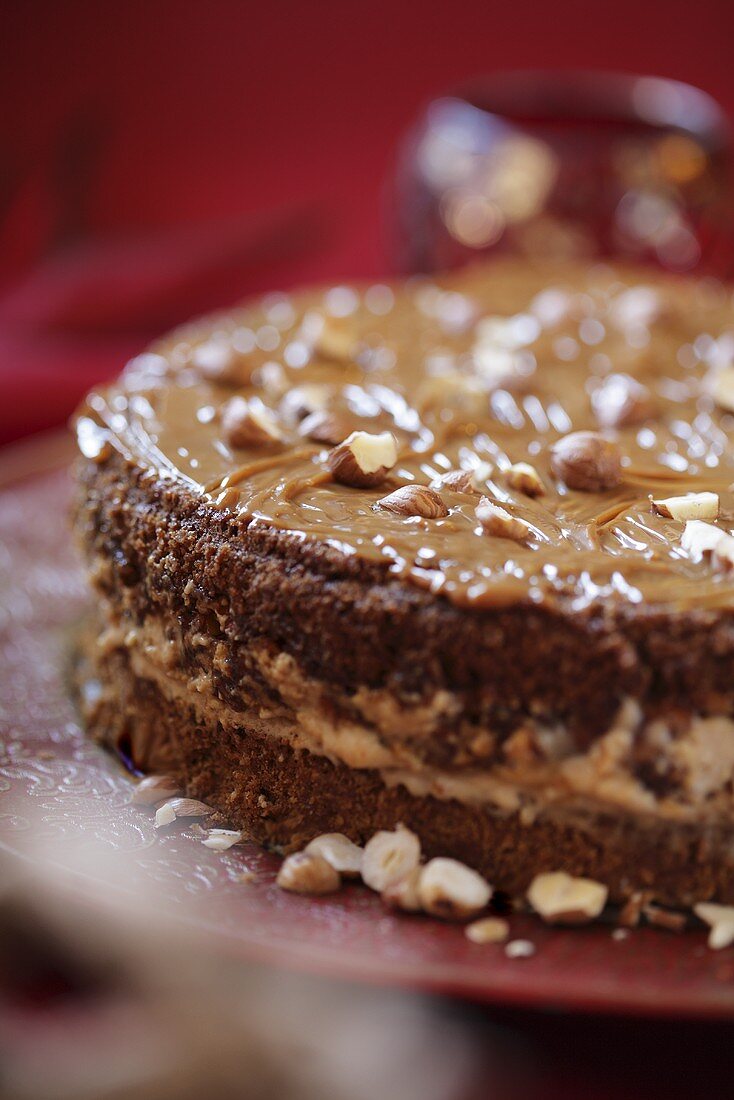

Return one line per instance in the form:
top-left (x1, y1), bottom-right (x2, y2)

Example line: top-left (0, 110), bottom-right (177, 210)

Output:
top-left (73, 259), bottom-right (734, 907)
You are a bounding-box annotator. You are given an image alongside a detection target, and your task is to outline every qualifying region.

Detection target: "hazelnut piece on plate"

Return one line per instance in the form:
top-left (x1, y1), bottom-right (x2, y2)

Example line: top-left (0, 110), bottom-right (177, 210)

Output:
top-left (305, 833), bottom-right (363, 878)
top-left (154, 797), bottom-right (213, 828)
top-left (465, 916), bottom-right (510, 944)
top-left (381, 868), bottom-right (423, 912)
top-left (375, 484), bottom-right (449, 518)
top-left (326, 430), bottom-right (398, 488)
top-left (131, 774), bottom-right (182, 806)
top-left (527, 871), bottom-right (608, 925)
top-left (361, 825), bottom-right (421, 892)
top-left (418, 858), bottom-right (492, 921)
top-left (550, 431), bottom-right (622, 492)
top-left (221, 396), bottom-right (284, 449)
top-left (202, 829), bottom-right (243, 851)
top-left (694, 902), bottom-right (734, 949)
top-left (276, 852), bottom-right (341, 895)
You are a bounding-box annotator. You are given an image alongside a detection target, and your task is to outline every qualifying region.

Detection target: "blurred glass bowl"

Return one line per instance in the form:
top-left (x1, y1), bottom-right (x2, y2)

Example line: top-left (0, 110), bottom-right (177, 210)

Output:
top-left (392, 71), bottom-right (734, 277)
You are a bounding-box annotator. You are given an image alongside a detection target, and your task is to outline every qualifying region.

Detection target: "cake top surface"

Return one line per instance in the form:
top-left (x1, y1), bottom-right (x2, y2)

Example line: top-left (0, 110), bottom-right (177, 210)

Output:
top-left (77, 258), bottom-right (734, 613)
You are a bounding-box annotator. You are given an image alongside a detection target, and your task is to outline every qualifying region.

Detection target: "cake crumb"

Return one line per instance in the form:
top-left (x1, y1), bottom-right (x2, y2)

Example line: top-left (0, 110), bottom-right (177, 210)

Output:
top-left (643, 904), bottom-right (687, 933)
top-left (235, 870), bottom-right (258, 884)
top-left (505, 939), bottom-right (535, 959)
top-left (465, 917), bottom-right (509, 944)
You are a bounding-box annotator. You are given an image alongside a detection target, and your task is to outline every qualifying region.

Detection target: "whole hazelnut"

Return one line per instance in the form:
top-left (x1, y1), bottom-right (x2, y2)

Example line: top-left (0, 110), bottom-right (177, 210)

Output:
top-left (550, 431), bottom-right (622, 492)
top-left (476, 497), bottom-right (530, 542)
top-left (592, 373), bottom-right (656, 429)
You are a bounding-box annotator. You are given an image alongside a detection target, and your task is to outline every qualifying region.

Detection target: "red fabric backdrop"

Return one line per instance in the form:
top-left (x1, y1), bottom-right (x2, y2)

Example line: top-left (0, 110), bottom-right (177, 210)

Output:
top-left (3, 0), bottom-right (734, 443)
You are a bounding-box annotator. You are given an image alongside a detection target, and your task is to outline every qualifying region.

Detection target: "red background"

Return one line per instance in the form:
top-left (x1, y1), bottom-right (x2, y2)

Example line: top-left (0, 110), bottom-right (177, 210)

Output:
top-left (3, 0), bottom-right (734, 443)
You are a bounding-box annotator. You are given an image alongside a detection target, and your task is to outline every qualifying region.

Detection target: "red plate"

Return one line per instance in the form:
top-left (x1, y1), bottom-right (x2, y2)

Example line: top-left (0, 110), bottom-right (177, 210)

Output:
top-left (2, 435), bottom-right (734, 1019)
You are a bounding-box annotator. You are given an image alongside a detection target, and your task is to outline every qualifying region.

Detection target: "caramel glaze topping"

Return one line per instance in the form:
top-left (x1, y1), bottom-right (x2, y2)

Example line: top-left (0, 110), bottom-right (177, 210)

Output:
top-left (76, 259), bottom-right (734, 612)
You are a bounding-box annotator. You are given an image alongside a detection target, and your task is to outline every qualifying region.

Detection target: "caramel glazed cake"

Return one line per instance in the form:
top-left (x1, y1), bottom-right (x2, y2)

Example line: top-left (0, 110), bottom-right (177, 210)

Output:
top-left (72, 258), bottom-right (734, 908)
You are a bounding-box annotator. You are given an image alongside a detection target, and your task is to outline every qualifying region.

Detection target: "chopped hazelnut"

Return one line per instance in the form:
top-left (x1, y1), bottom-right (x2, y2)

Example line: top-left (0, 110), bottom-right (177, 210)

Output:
top-left (527, 871), bottom-right (608, 925)
top-left (438, 470), bottom-right (474, 493)
top-left (506, 462), bottom-right (545, 498)
top-left (166, 797), bottom-right (214, 818)
top-left (375, 484), bottom-right (449, 518)
top-left (313, 316), bottom-right (359, 363)
top-left (131, 774), bottom-right (182, 806)
top-left (476, 497), bottom-right (530, 542)
top-left (256, 361), bottom-right (288, 397)
top-left (592, 373), bottom-right (656, 429)
top-left (418, 858), bottom-right (492, 921)
top-left (326, 430), bottom-right (398, 488)
top-left (550, 431), bottom-right (623, 492)
top-left (713, 538), bottom-right (734, 571)
top-left (192, 340), bottom-right (246, 383)
top-left (277, 852), bottom-right (341, 895)
top-left (416, 374), bottom-right (489, 417)
top-left (221, 396), bottom-right (284, 449)
top-left (381, 868), bottom-right (423, 912)
top-left (361, 825), bottom-right (421, 893)
top-left (465, 916), bottom-right (510, 944)
top-left (437, 462), bottom-right (492, 494)
top-left (154, 802), bottom-right (177, 828)
top-left (471, 344), bottom-right (524, 389)
top-left (305, 833), bottom-right (363, 878)
top-left (154, 797), bottom-right (213, 828)
top-left (650, 492), bottom-right (719, 522)
top-left (712, 367), bottom-right (734, 413)
top-left (681, 520), bottom-right (734, 569)
top-left (694, 902), bottom-right (734, 949)
top-left (279, 383), bottom-right (332, 425)
top-left (202, 829), bottom-right (243, 851)
top-left (299, 409), bottom-right (354, 445)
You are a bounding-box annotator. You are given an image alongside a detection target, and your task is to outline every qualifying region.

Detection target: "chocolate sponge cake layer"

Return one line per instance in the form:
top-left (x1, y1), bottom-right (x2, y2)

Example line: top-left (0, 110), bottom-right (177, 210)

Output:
top-left (80, 642), bottom-right (734, 908)
top-left (73, 259), bottom-right (734, 903)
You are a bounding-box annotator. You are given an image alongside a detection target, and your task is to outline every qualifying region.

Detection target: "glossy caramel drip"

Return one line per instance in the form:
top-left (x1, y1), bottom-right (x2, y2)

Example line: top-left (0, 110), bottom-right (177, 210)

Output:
top-left (76, 259), bottom-right (734, 611)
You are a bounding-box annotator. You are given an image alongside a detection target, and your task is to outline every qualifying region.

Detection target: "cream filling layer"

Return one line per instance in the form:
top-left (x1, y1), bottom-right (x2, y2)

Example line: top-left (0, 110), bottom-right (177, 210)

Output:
top-left (95, 610), bottom-right (734, 824)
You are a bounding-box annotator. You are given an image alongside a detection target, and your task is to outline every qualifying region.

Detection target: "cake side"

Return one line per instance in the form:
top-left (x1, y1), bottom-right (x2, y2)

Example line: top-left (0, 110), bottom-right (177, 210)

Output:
top-left (79, 639), bottom-right (734, 907)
